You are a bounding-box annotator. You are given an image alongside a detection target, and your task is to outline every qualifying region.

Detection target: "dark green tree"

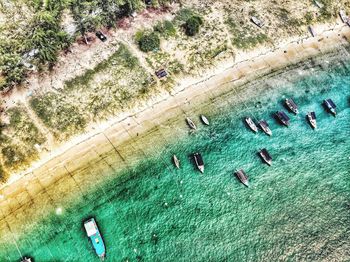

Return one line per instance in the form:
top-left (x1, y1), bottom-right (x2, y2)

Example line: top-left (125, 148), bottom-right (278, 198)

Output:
top-left (184, 15), bottom-right (203, 36)
top-left (138, 32), bottom-right (160, 52)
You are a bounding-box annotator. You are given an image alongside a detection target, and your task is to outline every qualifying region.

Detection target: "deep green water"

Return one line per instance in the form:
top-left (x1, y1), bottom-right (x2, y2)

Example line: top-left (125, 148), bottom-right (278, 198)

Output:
top-left (1, 49), bottom-right (350, 262)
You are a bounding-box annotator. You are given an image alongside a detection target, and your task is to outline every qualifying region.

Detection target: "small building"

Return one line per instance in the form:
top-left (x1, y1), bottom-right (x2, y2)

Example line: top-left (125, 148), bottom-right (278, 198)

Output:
top-left (155, 69), bottom-right (168, 79)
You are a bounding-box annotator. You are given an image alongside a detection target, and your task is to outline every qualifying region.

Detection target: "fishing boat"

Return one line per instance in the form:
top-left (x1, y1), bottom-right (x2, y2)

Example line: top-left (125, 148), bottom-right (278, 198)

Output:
top-left (234, 169), bottom-right (249, 187)
top-left (21, 258), bottom-right (32, 262)
top-left (258, 148), bottom-right (272, 166)
top-left (275, 111), bottom-right (290, 126)
top-left (244, 117), bottom-right (258, 133)
top-left (186, 117), bottom-right (197, 130)
top-left (173, 155), bottom-right (180, 169)
top-left (251, 16), bottom-right (264, 28)
top-left (285, 98), bottom-right (299, 114)
top-left (84, 218), bottom-right (106, 260)
top-left (339, 10), bottom-right (348, 23)
top-left (323, 99), bottom-right (337, 116)
top-left (306, 112), bottom-right (317, 129)
top-left (200, 115), bottom-right (210, 125)
top-left (258, 120), bottom-right (272, 136)
top-left (193, 153), bottom-right (204, 173)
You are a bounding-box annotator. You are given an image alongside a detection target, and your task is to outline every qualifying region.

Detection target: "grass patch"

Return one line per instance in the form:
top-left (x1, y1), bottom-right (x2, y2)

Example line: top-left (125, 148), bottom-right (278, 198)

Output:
top-left (153, 20), bottom-right (177, 38)
top-left (0, 107), bottom-right (46, 171)
top-left (31, 43), bottom-right (154, 140)
top-left (226, 18), bottom-right (269, 50)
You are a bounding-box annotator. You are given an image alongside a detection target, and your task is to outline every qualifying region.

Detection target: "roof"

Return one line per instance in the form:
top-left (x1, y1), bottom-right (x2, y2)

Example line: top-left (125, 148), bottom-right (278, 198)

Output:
top-left (84, 220), bottom-right (97, 237)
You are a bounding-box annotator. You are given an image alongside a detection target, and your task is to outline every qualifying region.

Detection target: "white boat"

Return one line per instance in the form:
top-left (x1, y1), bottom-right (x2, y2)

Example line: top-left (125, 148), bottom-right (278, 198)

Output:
top-left (173, 155), bottom-right (180, 168)
top-left (193, 153), bottom-right (204, 173)
top-left (285, 98), bottom-right (299, 114)
top-left (306, 112), bottom-right (317, 129)
top-left (200, 115), bottom-right (210, 125)
top-left (339, 10), bottom-right (348, 23)
top-left (314, 0), bottom-right (324, 8)
top-left (244, 117), bottom-right (258, 133)
top-left (258, 120), bottom-right (272, 136)
top-left (234, 169), bottom-right (249, 187)
top-left (21, 258), bottom-right (32, 262)
top-left (323, 99), bottom-right (337, 116)
top-left (186, 117), bottom-right (197, 130)
top-left (258, 148), bottom-right (272, 166)
top-left (251, 16), bottom-right (264, 28)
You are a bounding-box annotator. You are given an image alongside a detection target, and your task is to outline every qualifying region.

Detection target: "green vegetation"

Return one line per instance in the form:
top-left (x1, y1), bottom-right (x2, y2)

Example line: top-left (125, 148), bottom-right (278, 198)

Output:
top-left (153, 20), bottom-right (177, 38)
top-left (0, 0), bottom-right (174, 91)
top-left (226, 18), bottom-right (269, 49)
top-left (137, 32), bottom-right (161, 52)
top-left (0, 164), bottom-right (8, 184)
top-left (184, 15), bottom-right (203, 36)
top-left (30, 44), bottom-right (154, 140)
top-left (0, 106), bottom-right (46, 172)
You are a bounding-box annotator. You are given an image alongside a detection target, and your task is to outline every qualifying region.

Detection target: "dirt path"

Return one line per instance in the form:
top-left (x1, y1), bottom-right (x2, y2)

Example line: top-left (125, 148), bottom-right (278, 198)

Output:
top-left (22, 99), bottom-right (56, 150)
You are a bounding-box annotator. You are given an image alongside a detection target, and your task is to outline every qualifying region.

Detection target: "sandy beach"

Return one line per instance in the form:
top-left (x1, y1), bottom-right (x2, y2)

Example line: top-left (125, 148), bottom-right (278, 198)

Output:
top-left (1, 22), bottom-right (350, 235)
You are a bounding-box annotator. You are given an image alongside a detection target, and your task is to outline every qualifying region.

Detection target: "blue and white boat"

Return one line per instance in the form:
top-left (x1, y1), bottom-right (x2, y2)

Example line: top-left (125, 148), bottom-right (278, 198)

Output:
top-left (323, 99), bottom-right (337, 116)
top-left (84, 218), bottom-right (106, 260)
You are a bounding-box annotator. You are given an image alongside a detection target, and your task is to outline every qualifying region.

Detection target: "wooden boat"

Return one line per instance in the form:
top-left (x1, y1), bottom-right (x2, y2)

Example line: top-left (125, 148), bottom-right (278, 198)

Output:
top-left (308, 26), bottom-right (316, 37)
top-left (173, 155), bottom-right (180, 169)
top-left (323, 99), bottom-right (337, 116)
top-left (234, 169), bottom-right (249, 187)
top-left (193, 153), bottom-right (204, 173)
top-left (258, 120), bottom-right (272, 136)
top-left (339, 10), bottom-right (348, 23)
top-left (285, 98), bottom-right (299, 114)
top-left (84, 218), bottom-right (106, 260)
top-left (186, 117), bottom-right (197, 130)
top-left (275, 111), bottom-right (290, 126)
top-left (306, 112), bottom-right (317, 129)
top-left (258, 148), bottom-right (272, 166)
top-left (251, 16), bottom-right (264, 28)
top-left (244, 117), bottom-right (258, 133)
top-left (200, 115), bottom-right (210, 125)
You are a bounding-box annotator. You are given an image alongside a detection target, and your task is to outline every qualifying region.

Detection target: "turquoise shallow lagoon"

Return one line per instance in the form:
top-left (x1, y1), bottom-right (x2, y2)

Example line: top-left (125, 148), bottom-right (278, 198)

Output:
top-left (1, 49), bottom-right (350, 261)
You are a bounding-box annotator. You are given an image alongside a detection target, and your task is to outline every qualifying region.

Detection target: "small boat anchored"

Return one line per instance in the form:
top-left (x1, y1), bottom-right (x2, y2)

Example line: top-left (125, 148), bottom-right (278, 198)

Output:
top-left (258, 148), bottom-right (272, 166)
top-left (306, 112), bottom-right (317, 129)
top-left (21, 258), bottom-right (33, 262)
top-left (258, 120), bottom-right (272, 136)
top-left (193, 153), bottom-right (204, 173)
top-left (173, 155), bottom-right (180, 169)
top-left (234, 169), bottom-right (249, 187)
top-left (244, 117), bottom-right (258, 133)
top-left (275, 111), bottom-right (290, 126)
top-left (323, 99), bottom-right (337, 116)
top-left (200, 115), bottom-right (210, 125)
top-left (251, 16), bottom-right (264, 28)
top-left (339, 10), bottom-right (349, 23)
top-left (186, 117), bottom-right (197, 130)
top-left (285, 98), bottom-right (299, 114)
top-left (84, 218), bottom-right (106, 260)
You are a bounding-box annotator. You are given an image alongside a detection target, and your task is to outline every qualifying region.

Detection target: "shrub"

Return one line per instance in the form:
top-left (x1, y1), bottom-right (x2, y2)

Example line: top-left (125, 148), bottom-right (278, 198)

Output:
top-left (184, 16), bottom-right (203, 36)
top-left (138, 32), bottom-right (160, 52)
top-left (0, 164), bottom-right (8, 183)
top-left (153, 20), bottom-right (176, 38)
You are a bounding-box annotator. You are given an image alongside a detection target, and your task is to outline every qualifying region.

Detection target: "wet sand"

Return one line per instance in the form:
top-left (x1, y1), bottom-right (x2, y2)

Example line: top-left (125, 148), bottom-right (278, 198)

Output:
top-left (1, 24), bottom-right (350, 236)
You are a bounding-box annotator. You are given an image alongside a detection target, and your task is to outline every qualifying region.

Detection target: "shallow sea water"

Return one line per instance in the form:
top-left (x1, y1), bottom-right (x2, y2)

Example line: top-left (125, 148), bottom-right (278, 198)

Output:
top-left (1, 49), bottom-right (350, 262)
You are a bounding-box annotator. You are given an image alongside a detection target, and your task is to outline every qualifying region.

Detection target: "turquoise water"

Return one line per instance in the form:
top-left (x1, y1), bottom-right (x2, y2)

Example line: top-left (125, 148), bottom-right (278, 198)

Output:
top-left (1, 50), bottom-right (350, 261)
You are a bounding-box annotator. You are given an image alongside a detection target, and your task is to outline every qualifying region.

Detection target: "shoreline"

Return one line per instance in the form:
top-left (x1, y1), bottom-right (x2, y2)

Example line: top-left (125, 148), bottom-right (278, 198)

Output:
top-left (1, 23), bottom-right (350, 221)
